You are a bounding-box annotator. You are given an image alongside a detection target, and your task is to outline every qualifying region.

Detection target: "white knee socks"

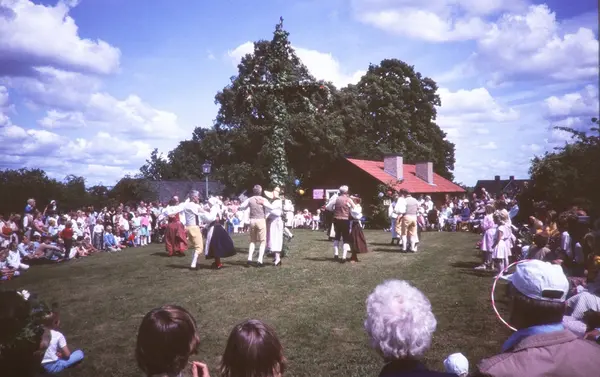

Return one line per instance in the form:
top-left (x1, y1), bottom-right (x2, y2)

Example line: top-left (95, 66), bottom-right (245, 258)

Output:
top-left (191, 251), bottom-right (200, 268)
top-left (284, 228), bottom-right (293, 238)
top-left (274, 252), bottom-right (281, 264)
top-left (342, 243), bottom-right (350, 259)
top-left (401, 236), bottom-right (407, 251)
top-left (248, 243), bottom-right (255, 261)
top-left (410, 239), bottom-right (417, 252)
top-left (258, 242), bottom-right (266, 264)
top-left (333, 240), bottom-right (339, 256)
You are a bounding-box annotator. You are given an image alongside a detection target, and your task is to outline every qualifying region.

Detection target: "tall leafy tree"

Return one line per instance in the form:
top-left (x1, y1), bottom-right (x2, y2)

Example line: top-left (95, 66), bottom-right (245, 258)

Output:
top-left (519, 118), bottom-right (600, 216)
top-left (333, 59), bottom-right (455, 179)
top-left (213, 17), bottom-right (337, 190)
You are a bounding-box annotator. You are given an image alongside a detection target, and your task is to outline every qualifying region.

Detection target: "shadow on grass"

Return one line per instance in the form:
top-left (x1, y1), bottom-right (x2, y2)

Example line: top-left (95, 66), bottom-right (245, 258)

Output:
top-left (451, 261), bottom-right (481, 269)
top-left (150, 252), bottom-right (171, 257)
top-left (303, 257), bottom-right (335, 262)
top-left (372, 247), bottom-right (404, 253)
top-left (166, 264), bottom-right (214, 270)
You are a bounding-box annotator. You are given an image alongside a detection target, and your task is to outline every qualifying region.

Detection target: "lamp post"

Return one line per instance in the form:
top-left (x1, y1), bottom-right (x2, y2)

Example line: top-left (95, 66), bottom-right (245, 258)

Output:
top-left (202, 161), bottom-right (212, 200)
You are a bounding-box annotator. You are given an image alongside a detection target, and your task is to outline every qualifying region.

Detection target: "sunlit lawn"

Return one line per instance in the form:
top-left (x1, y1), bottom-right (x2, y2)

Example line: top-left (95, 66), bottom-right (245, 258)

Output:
top-left (4, 229), bottom-right (510, 377)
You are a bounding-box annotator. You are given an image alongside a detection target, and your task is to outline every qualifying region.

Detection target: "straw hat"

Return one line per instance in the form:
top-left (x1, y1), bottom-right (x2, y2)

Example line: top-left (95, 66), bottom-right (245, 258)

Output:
top-left (264, 187), bottom-right (281, 200)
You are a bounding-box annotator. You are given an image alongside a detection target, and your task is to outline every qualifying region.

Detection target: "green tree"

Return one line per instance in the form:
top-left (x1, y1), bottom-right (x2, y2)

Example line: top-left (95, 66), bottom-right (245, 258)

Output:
top-left (109, 176), bottom-right (157, 205)
top-left (139, 149), bottom-right (174, 180)
top-left (212, 17), bottom-right (338, 191)
top-left (332, 59), bottom-right (455, 180)
top-left (519, 118), bottom-right (600, 216)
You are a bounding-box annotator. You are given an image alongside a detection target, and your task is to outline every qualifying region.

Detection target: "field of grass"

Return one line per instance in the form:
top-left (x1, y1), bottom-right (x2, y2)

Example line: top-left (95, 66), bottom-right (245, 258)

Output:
top-left (4, 229), bottom-right (512, 377)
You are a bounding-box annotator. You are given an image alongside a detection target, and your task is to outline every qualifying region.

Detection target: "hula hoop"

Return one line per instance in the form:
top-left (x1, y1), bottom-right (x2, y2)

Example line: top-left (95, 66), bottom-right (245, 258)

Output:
top-left (491, 259), bottom-right (533, 332)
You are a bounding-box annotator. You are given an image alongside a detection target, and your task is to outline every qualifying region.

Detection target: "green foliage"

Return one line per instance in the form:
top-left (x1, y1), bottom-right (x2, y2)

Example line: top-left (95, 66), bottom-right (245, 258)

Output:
top-left (109, 176), bottom-right (157, 205)
top-left (333, 59), bottom-right (455, 180)
top-left (0, 169), bottom-right (155, 214)
top-left (519, 118), bottom-right (600, 216)
top-left (138, 19), bottom-right (456, 193)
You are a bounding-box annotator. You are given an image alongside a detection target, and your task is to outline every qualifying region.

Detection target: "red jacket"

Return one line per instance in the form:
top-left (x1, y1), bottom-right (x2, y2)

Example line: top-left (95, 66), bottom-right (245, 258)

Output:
top-left (61, 228), bottom-right (74, 240)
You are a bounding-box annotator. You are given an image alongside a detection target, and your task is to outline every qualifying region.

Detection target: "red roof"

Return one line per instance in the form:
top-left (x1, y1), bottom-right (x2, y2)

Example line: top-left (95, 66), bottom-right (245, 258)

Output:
top-left (345, 158), bottom-right (465, 194)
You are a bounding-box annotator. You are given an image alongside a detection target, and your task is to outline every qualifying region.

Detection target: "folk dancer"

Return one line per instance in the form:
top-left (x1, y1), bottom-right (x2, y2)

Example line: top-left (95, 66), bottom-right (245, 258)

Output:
top-left (239, 185), bottom-right (273, 267)
top-left (402, 190), bottom-right (420, 252)
top-left (388, 193), bottom-right (399, 245)
top-left (265, 187), bottom-right (284, 266)
top-left (159, 197), bottom-right (188, 257)
top-left (281, 192), bottom-right (294, 239)
top-left (326, 191), bottom-right (339, 240)
top-left (349, 196), bottom-right (368, 263)
top-left (185, 191), bottom-right (207, 269)
top-left (203, 198), bottom-right (236, 269)
top-left (331, 185), bottom-right (355, 262)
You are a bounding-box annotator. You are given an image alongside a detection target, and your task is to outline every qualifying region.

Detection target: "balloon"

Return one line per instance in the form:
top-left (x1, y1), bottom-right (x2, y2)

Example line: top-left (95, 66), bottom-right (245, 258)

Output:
top-left (294, 179), bottom-right (300, 186)
top-left (378, 192), bottom-right (384, 198)
top-left (298, 189), bottom-right (305, 195)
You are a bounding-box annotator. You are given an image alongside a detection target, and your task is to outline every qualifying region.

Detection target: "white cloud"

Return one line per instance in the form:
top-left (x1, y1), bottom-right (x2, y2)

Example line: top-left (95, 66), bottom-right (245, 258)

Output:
top-left (0, 0), bottom-right (120, 77)
top-left (478, 141), bottom-right (498, 150)
top-left (228, 41), bottom-right (365, 88)
top-left (476, 5), bottom-right (599, 83)
top-left (438, 87), bottom-right (519, 122)
top-left (36, 91), bottom-right (187, 140)
top-left (351, 0), bottom-right (526, 42)
top-left (544, 85), bottom-right (599, 118)
top-left (521, 143), bottom-right (542, 153)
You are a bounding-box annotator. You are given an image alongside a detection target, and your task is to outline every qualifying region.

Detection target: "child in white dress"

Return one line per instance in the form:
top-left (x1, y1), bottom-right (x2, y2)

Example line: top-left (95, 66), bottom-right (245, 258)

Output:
top-left (311, 209), bottom-right (321, 231)
top-left (492, 210), bottom-right (512, 276)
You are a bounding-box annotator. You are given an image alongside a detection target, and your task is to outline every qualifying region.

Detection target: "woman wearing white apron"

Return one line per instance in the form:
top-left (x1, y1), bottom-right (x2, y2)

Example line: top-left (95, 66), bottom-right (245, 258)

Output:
top-left (265, 188), bottom-right (284, 266)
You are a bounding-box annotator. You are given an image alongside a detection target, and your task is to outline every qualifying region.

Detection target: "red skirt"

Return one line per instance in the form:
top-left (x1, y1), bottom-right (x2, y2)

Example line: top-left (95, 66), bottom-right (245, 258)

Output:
top-left (165, 217), bottom-right (187, 254)
top-left (350, 221), bottom-right (369, 254)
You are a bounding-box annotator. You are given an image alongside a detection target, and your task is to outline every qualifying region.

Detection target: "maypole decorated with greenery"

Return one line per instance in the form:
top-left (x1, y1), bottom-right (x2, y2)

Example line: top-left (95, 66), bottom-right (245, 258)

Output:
top-left (211, 17), bottom-right (333, 191)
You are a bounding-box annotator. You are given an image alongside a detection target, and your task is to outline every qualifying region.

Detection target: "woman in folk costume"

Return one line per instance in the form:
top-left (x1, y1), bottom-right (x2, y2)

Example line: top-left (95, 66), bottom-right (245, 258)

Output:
top-left (264, 187), bottom-right (285, 266)
top-left (160, 197), bottom-right (188, 257)
top-left (388, 193), bottom-right (399, 245)
top-left (202, 197), bottom-right (236, 270)
top-left (349, 196), bottom-right (368, 263)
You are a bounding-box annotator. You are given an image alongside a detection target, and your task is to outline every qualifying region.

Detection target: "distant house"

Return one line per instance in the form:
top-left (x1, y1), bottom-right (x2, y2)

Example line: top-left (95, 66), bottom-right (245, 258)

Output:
top-left (474, 176), bottom-right (530, 197)
top-left (302, 155), bottom-right (465, 212)
top-left (146, 180), bottom-right (225, 203)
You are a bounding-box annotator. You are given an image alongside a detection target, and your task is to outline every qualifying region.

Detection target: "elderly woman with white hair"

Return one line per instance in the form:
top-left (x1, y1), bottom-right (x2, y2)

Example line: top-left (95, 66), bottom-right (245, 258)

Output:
top-left (364, 280), bottom-right (456, 377)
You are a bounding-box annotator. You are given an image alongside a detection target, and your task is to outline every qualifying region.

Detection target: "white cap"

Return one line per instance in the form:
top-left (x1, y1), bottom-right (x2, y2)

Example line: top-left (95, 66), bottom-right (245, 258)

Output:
top-left (504, 260), bottom-right (569, 302)
top-left (444, 353), bottom-right (469, 375)
top-left (339, 185), bottom-right (349, 193)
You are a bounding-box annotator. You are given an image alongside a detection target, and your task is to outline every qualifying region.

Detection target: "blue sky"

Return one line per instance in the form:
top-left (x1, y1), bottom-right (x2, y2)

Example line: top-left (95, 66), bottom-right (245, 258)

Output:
top-left (0, 0), bottom-right (598, 186)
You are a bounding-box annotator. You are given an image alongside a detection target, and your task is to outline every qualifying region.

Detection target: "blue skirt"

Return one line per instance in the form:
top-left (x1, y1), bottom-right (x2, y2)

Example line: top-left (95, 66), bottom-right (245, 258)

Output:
top-left (205, 223), bottom-right (236, 259)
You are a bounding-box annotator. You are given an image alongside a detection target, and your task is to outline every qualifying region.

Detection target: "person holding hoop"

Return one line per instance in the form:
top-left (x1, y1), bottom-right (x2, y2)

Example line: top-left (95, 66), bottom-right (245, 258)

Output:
top-left (475, 260), bottom-right (600, 377)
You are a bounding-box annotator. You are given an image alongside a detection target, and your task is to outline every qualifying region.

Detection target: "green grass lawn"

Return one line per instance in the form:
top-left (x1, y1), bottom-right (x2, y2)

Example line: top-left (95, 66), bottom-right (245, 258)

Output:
top-left (4, 229), bottom-right (512, 377)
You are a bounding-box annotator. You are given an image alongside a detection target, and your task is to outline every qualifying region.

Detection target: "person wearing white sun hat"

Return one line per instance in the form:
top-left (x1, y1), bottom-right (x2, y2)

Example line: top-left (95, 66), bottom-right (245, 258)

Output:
top-left (474, 260), bottom-right (600, 377)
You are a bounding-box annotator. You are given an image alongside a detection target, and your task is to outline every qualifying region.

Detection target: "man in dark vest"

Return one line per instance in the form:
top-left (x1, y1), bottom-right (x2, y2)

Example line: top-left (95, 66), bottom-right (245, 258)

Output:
top-left (331, 185), bottom-right (355, 262)
top-left (239, 185), bottom-right (272, 267)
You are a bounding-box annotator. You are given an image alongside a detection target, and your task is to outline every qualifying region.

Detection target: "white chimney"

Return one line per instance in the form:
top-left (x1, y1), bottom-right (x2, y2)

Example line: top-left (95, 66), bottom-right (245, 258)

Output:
top-left (383, 154), bottom-right (403, 181)
top-left (415, 162), bottom-right (434, 184)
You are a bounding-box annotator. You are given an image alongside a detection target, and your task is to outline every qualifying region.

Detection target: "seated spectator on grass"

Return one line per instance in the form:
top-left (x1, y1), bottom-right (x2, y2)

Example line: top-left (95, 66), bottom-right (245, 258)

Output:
top-left (41, 308), bottom-right (84, 374)
top-left (220, 319), bottom-right (286, 377)
top-left (474, 260), bottom-right (600, 377)
top-left (136, 305), bottom-right (209, 377)
top-left (0, 248), bottom-right (21, 280)
top-left (0, 291), bottom-right (49, 377)
top-left (364, 280), bottom-right (456, 376)
top-left (103, 226), bottom-right (122, 252)
top-left (526, 233), bottom-right (556, 262)
top-left (7, 242), bottom-right (30, 271)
